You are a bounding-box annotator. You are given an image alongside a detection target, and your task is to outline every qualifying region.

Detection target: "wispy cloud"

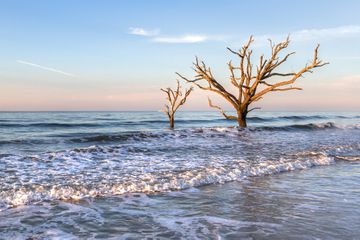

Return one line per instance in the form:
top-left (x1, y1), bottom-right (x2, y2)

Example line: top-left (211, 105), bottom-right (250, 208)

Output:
top-left (129, 27), bottom-right (160, 37)
top-left (129, 25), bottom-right (360, 45)
top-left (128, 27), bottom-right (225, 44)
top-left (292, 25), bottom-right (360, 41)
top-left (252, 25), bottom-right (360, 46)
top-left (153, 35), bottom-right (208, 43)
top-left (17, 60), bottom-right (75, 77)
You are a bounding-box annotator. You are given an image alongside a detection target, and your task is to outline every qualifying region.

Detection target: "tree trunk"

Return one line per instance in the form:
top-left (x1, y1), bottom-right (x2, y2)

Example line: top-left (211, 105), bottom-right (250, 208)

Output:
top-left (237, 112), bottom-right (247, 128)
top-left (169, 115), bottom-right (175, 129)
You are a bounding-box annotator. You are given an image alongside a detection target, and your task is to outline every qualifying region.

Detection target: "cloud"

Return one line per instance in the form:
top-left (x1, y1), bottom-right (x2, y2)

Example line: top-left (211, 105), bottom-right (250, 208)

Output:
top-left (128, 27), bottom-right (160, 37)
top-left (130, 25), bottom-right (360, 45)
top-left (128, 26), bottom-right (227, 44)
top-left (153, 35), bottom-right (208, 43)
top-left (17, 60), bottom-right (75, 77)
top-left (292, 25), bottom-right (360, 41)
top-left (252, 25), bottom-right (360, 47)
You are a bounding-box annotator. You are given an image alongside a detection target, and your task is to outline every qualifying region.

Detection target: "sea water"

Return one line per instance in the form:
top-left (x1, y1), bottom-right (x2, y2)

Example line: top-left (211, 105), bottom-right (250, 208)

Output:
top-left (0, 111), bottom-right (359, 239)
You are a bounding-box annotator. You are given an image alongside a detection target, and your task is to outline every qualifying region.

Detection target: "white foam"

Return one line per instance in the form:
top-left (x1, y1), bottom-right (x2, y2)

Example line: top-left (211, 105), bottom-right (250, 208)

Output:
top-left (0, 150), bottom-right (338, 209)
top-left (1, 124), bottom-right (359, 209)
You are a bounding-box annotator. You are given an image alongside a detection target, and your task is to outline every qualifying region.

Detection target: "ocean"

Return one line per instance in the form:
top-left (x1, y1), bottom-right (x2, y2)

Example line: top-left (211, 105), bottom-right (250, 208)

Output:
top-left (0, 111), bottom-right (359, 239)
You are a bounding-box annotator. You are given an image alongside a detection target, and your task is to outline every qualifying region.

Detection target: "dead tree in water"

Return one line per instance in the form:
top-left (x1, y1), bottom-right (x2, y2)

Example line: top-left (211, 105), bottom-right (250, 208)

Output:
top-left (161, 80), bottom-right (193, 129)
top-left (177, 36), bottom-right (328, 127)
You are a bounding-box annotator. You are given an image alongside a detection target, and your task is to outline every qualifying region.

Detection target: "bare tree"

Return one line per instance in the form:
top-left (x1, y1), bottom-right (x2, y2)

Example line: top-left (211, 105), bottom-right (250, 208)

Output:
top-left (177, 36), bottom-right (328, 127)
top-left (161, 80), bottom-right (193, 129)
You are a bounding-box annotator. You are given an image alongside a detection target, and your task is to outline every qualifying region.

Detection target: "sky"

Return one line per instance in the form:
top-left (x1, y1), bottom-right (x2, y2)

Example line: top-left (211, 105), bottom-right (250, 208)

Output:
top-left (1, 0), bottom-right (360, 111)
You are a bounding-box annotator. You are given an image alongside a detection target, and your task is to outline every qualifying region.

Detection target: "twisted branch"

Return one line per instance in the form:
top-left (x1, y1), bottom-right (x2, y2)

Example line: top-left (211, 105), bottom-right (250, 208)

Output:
top-left (207, 98), bottom-right (237, 120)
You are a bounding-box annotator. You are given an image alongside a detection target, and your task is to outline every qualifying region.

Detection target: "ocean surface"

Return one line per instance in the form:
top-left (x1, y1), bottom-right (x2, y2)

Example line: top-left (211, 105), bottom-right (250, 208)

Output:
top-left (0, 111), bottom-right (359, 239)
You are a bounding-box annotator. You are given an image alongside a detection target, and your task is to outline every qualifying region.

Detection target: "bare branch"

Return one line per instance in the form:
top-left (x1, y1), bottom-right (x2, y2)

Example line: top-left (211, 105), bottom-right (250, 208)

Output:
top-left (248, 107), bottom-right (261, 113)
top-left (208, 98), bottom-right (237, 120)
top-left (251, 43), bottom-right (328, 103)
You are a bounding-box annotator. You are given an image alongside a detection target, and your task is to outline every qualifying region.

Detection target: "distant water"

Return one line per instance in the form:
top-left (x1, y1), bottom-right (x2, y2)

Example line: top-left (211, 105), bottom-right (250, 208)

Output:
top-left (0, 111), bottom-right (360, 239)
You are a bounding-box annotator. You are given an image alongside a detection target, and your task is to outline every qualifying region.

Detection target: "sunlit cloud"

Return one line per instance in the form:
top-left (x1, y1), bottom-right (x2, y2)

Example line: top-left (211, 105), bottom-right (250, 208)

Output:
top-left (153, 35), bottom-right (208, 43)
top-left (17, 60), bottom-right (75, 77)
top-left (128, 27), bottom-right (160, 36)
top-left (128, 26), bottom-right (226, 44)
top-left (130, 25), bottom-right (360, 46)
top-left (252, 25), bottom-right (360, 46)
top-left (292, 25), bottom-right (360, 41)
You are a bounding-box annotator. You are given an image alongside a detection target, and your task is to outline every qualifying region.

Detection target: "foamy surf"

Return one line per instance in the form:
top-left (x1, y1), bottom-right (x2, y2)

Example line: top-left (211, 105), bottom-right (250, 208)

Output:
top-left (0, 148), bottom-right (347, 209)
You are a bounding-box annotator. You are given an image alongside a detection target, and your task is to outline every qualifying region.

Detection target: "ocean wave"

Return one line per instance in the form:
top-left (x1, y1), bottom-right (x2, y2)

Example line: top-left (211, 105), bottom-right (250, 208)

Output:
top-left (0, 122), bottom-right (101, 128)
top-left (69, 134), bottom-right (131, 143)
top-left (2, 147), bottom-right (358, 209)
top-left (0, 115), bottom-right (357, 130)
top-left (87, 116), bottom-right (328, 125)
top-left (65, 122), bottom-right (359, 144)
top-left (201, 122), bottom-right (358, 132)
top-left (256, 122), bottom-right (339, 131)
top-left (69, 132), bottom-right (164, 143)
top-left (0, 138), bottom-right (52, 145)
top-left (1, 122), bottom-right (358, 147)
top-left (223, 115), bottom-right (359, 122)
top-left (279, 115), bottom-right (327, 120)
top-left (122, 119), bottom-right (231, 124)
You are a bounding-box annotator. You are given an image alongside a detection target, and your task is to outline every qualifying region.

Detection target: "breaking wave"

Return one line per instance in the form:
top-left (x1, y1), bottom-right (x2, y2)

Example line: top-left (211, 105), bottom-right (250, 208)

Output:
top-left (65, 122), bottom-right (359, 143)
top-left (1, 122), bottom-right (356, 146)
top-left (0, 143), bottom-right (359, 209)
top-left (257, 122), bottom-right (339, 131)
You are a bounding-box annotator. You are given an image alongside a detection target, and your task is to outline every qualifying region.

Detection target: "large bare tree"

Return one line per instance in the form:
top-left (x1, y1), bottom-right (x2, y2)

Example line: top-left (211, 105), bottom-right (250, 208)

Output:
top-left (177, 36), bottom-right (328, 127)
top-left (161, 80), bottom-right (193, 129)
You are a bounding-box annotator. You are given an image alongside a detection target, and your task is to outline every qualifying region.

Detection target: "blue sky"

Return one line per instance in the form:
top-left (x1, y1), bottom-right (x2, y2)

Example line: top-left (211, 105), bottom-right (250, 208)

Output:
top-left (1, 0), bottom-right (360, 111)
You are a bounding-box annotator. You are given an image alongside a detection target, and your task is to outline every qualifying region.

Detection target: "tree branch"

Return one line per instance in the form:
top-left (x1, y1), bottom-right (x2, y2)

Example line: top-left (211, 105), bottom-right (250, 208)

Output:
top-left (208, 98), bottom-right (237, 120)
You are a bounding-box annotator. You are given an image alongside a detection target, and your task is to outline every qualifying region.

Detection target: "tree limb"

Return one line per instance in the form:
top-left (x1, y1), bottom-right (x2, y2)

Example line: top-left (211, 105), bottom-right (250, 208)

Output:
top-left (208, 98), bottom-right (237, 120)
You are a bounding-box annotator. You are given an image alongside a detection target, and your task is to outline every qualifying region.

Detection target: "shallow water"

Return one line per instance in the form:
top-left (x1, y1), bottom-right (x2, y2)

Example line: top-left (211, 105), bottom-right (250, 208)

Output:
top-left (2, 163), bottom-right (360, 239)
top-left (0, 111), bottom-right (359, 239)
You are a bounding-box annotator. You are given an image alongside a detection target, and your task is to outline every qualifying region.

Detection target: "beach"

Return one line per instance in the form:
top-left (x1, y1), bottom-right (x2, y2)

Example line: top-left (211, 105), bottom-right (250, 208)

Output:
top-left (0, 111), bottom-right (359, 239)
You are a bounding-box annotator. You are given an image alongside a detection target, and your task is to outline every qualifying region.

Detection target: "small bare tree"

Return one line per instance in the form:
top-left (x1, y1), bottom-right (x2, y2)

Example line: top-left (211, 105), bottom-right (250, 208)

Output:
top-left (177, 36), bottom-right (328, 127)
top-left (161, 80), bottom-right (193, 129)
